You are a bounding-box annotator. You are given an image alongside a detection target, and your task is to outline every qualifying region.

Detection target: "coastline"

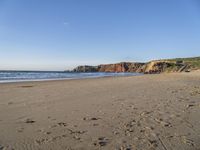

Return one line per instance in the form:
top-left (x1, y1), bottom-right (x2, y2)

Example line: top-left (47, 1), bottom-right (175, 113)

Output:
top-left (0, 72), bottom-right (142, 84)
top-left (0, 72), bottom-right (200, 149)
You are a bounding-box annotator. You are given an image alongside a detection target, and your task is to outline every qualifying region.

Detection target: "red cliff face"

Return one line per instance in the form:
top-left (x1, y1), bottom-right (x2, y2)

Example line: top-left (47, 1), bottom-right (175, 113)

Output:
top-left (98, 63), bottom-right (128, 72)
top-left (98, 62), bottom-right (145, 72)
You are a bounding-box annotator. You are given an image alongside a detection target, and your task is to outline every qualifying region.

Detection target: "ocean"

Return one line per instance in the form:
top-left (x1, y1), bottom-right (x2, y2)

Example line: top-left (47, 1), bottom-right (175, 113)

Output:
top-left (0, 71), bottom-right (142, 83)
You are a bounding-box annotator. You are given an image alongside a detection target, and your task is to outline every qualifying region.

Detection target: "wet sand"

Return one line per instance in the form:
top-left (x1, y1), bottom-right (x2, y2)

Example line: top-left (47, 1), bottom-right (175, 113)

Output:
top-left (0, 71), bottom-right (200, 150)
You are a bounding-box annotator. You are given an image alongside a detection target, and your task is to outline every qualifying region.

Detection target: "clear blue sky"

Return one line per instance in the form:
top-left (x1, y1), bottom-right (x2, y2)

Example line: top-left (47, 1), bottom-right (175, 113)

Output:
top-left (0, 0), bottom-right (200, 71)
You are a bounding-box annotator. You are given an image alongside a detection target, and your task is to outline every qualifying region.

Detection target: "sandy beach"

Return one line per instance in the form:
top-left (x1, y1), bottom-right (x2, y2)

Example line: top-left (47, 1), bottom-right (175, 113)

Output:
top-left (0, 72), bottom-right (200, 150)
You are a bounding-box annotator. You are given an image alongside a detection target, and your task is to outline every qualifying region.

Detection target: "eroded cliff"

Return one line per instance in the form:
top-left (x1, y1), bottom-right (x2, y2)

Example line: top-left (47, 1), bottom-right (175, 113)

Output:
top-left (72, 57), bottom-right (200, 74)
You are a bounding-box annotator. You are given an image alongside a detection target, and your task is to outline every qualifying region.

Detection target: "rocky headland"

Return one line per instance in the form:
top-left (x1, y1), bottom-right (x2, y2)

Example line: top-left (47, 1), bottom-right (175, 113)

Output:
top-left (72, 57), bottom-right (200, 74)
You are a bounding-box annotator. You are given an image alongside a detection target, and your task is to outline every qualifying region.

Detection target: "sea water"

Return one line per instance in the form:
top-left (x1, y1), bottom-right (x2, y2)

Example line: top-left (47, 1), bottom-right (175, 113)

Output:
top-left (0, 71), bottom-right (142, 83)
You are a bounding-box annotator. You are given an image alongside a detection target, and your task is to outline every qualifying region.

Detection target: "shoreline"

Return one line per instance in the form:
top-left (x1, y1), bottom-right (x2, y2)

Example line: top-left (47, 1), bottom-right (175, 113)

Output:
top-left (0, 72), bottom-right (143, 84)
top-left (1, 69), bottom-right (199, 84)
top-left (0, 71), bottom-right (194, 84)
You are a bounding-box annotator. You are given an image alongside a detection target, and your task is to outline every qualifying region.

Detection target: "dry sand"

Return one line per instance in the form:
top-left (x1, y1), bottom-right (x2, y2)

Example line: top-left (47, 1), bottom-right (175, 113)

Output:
top-left (0, 72), bottom-right (200, 150)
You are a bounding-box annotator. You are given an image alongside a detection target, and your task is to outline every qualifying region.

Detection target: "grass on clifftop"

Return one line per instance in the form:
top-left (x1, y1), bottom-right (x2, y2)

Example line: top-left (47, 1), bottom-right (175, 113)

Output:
top-left (165, 57), bottom-right (200, 69)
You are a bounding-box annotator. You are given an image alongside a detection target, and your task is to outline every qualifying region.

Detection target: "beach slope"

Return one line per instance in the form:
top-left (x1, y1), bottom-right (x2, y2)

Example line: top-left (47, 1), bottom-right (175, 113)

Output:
top-left (0, 71), bottom-right (200, 150)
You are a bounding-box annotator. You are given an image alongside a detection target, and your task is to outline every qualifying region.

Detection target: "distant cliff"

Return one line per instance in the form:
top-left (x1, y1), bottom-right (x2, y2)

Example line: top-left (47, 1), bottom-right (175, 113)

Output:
top-left (73, 66), bottom-right (98, 72)
top-left (98, 62), bottom-right (145, 73)
top-left (142, 60), bottom-right (190, 74)
top-left (71, 57), bottom-right (200, 74)
top-left (73, 62), bottom-right (145, 73)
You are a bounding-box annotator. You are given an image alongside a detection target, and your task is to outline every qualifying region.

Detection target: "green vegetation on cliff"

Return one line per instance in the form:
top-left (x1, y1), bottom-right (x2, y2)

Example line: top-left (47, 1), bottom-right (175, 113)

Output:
top-left (165, 57), bottom-right (200, 69)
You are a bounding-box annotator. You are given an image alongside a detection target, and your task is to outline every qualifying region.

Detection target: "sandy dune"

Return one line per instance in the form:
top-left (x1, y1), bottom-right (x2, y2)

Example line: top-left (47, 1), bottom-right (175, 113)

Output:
top-left (0, 72), bottom-right (200, 150)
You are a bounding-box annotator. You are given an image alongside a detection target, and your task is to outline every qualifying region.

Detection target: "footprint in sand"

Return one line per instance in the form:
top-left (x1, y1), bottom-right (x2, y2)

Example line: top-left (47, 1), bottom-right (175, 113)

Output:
top-left (186, 104), bottom-right (195, 109)
top-left (67, 128), bottom-right (86, 135)
top-left (48, 122), bottom-right (67, 129)
top-left (140, 111), bottom-right (152, 117)
top-left (45, 131), bottom-right (51, 135)
top-left (116, 145), bottom-right (133, 150)
top-left (154, 118), bottom-right (172, 127)
top-left (24, 118), bottom-right (36, 124)
top-left (93, 137), bottom-right (109, 147)
top-left (35, 138), bottom-right (49, 145)
top-left (147, 139), bottom-right (158, 148)
top-left (83, 117), bottom-right (101, 121)
top-left (57, 122), bottom-right (67, 127)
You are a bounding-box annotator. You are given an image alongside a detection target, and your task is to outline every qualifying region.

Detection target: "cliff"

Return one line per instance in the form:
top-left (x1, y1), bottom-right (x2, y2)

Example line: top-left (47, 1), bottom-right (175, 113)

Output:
top-left (73, 66), bottom-right (98, 72)
top-left (143, 61), bottom-right (189, 73)
top-left (98, 62), bottom-right (145, 72)
top-left (73, 62), bottom-right (145, 73)
top-left (72, 57), bottom-right (200, 74)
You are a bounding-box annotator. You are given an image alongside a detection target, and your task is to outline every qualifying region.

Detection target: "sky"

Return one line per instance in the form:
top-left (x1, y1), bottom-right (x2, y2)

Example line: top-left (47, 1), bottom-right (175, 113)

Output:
top-left (0, 0), bottom-right (200, 71)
